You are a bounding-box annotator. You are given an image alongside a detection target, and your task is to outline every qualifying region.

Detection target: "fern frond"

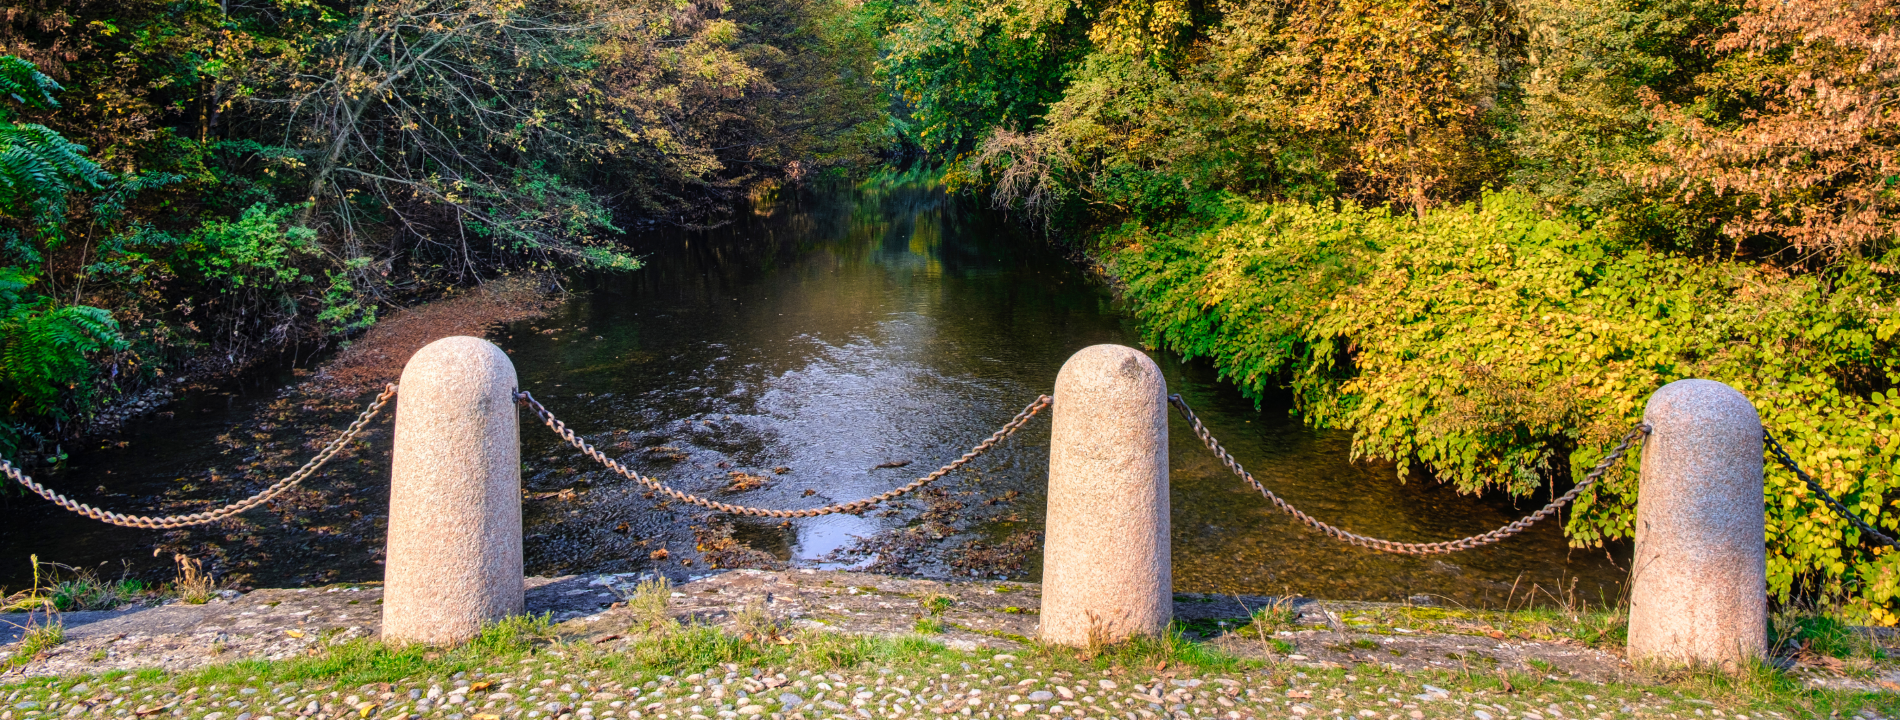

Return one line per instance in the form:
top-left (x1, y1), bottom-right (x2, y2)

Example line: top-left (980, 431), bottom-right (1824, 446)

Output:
top-left (0, 294), bottom-right (125, 418)
top-left (0, 123), bottom-right (109, 220)
top-left (0, 57), bottom-right (60, 120)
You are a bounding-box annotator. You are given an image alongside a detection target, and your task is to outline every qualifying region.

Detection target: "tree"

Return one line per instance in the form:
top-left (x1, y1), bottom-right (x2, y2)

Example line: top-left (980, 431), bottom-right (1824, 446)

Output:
top-left (1639, 0), bottom-right (1900, 261)
top-left (1203, 0), bottom-right (1513, 215)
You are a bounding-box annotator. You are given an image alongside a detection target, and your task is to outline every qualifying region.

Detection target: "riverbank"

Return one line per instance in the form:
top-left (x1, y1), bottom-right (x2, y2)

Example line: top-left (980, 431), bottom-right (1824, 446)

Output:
top-left (0, 570), bottom-right (1892, 718)
top-left (297, 276), bottom-right (564, 400)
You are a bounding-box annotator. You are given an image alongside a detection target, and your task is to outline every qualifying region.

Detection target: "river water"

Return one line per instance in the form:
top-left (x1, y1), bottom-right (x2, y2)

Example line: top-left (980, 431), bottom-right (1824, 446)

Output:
top-left (1, 182), bottom-right (1629, 607)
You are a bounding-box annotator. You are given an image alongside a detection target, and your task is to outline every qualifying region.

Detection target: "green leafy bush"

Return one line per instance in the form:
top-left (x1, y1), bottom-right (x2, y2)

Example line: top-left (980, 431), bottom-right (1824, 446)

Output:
top-left (1115, 190), bottom-right (1900, 620)
top-left (186, 203), bottom-right (318, 290)
top-left (878, 0), bottom-right (1094, 154)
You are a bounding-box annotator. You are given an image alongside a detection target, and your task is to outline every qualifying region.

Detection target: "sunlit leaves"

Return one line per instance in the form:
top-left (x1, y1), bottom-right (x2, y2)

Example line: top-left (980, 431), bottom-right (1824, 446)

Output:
top-left (1198, 0), bottom-right (1509, 215)
top-left (1638, 0), bottom-right (1900, 259)
top-left (879, 0), bottom-right (1092, 153)
top-left (1116, 190), bottom-right (1900, 620)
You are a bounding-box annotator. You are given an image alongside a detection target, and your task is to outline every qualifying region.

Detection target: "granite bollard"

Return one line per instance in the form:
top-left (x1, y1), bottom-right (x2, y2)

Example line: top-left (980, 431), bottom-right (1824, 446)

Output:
top-left (382, 336), bottom-right (524, 644)
top-left (1039, 344), bottom-right (1171, 646)
top-left (1627, 378), bottom-right (1766, 667)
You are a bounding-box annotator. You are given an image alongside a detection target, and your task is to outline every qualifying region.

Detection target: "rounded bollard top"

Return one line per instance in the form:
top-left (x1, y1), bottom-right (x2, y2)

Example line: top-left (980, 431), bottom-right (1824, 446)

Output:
top-left (400, 336), bottom-right (516, 386)
top-left (1643, 379), bottom-right (1761, 436)
top-left (1056, 344), bottom-right (1164, 385)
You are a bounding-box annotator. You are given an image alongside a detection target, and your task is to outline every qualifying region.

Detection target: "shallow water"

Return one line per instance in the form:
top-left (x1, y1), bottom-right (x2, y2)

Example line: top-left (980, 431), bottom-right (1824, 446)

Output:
top-left (1, 183), bottom-right (1628, 606)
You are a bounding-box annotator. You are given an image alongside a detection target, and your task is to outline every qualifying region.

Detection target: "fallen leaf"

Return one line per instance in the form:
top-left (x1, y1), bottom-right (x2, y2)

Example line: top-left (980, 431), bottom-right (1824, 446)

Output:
top-left (469, 682), bottom-right (493, 692)
top-left (725, 472), bottom-right (768, 492)
top-left (357, 702), bottom-right (376, 718)
top-left (285, 629), bottom-right (305, 638)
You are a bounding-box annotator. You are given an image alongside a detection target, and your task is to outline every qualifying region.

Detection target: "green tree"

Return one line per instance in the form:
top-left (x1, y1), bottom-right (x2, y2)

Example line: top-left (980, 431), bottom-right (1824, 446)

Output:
top-left (880, 0), bottom-right (1096, 155)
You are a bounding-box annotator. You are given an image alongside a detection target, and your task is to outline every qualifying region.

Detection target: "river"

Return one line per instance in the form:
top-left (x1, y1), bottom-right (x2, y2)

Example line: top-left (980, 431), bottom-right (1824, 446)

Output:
top-left (0, 180), bottom-right (1629, 608)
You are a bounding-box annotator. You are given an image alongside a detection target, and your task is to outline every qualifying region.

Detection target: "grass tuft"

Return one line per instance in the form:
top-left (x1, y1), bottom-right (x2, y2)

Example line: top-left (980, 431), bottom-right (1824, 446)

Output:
top-left (2, 555), bottom-right (151, 613)
top-left (3, 622), bottom-right (63, 670)
top-left (171, 555), bottom-right (219, 605)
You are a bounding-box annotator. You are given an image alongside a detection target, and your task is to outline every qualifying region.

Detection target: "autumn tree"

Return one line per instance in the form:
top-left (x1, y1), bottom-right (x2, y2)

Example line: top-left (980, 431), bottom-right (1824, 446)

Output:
top-left (1640, 0), bottom-right (1900, 261)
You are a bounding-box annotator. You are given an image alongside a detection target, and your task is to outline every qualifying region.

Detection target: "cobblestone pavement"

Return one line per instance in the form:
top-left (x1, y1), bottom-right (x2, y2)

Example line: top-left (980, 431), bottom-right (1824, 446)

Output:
top-left (0, 644), bottom-right (1872, 720)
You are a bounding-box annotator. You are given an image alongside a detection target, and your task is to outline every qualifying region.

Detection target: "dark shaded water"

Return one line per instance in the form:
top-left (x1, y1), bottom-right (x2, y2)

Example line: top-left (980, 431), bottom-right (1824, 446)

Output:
top-left (1, 182), bottom-right (1629, 607)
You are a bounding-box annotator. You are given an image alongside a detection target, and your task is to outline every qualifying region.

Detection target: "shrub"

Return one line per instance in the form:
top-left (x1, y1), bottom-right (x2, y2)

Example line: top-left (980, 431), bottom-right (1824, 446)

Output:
top-left (1115, 190), bottom-right (1900, 620)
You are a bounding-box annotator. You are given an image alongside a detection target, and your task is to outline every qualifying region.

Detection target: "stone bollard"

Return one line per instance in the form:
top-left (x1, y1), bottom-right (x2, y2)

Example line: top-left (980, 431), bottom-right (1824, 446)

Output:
top-left (1040, 344), bottom-right (1171, 646)
top-left (382, 336), bottom-right (524, 644)
top-left (1627, 379), bottom-right (1766, 667)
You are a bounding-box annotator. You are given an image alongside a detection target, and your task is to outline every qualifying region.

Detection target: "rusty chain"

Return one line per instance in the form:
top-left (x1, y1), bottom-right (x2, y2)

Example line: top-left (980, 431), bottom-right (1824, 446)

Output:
top-left (1170, 394), bottom-right (1649, 555)
top-left (519, 390), bottom-right (1051, 518)
top-left (1, 383), bottom-right (398, 529)
top-left (1764, 429), bottom-right (1898, 547)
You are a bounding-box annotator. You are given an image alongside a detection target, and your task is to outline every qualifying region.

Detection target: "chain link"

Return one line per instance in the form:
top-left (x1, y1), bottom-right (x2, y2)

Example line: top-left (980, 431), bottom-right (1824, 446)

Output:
top-left (519, 391), bottom-right (1051, 518)
top-left (0, 383), bottom-right (398, 529)
top-left (1170, 394), bottom-right (1649, 555)
top-left (1764, 429), bottom-right (1898, 547)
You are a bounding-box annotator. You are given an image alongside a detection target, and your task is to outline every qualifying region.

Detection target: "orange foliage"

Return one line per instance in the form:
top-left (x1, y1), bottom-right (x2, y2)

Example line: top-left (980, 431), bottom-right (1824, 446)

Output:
top-left (1641, 0), bottom-right (1900, 260)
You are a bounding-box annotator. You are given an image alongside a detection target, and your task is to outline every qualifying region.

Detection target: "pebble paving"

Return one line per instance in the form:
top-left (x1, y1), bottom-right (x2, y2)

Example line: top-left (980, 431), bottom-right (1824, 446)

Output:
top-left (0, 654), bottom-right (1817, 720)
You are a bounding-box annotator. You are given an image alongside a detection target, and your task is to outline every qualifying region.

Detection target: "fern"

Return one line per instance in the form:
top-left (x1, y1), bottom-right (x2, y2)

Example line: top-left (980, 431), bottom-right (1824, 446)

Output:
top-left (0, 58), bottom-right (107, 223)
top-left (0, 58), bottom-right (125, 457)
top-left (0, 56), bottom-right (59, 119)
top-left (0, 124), bottom-right (108, 220)
top-left (0, 268), bottom-right (126, 420)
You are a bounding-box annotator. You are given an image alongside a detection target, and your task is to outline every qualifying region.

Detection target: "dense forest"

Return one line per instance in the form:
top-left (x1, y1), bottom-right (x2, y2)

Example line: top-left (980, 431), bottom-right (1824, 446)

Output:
top-left (3, 0), bottom-right (1898, 616)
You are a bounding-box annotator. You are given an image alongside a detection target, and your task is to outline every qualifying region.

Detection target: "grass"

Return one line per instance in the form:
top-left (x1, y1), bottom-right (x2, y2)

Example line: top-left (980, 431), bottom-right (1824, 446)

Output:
top-left (170, 555), bottom-right (219, 605)
top-left (1, 554), bottom-right (226, 614)
top-left (1315, 601), bottom-right (1633, 648)
top-left (919, 592), bottom-right (955, 615)
top-left (1, 576), bottom-right (1893, 719)
top-left (1774, 605), bottom-right (1887, 662)
top-left (3, 622), bottom-right (63, 670)
top-left (1, 556), bottom-right (152, 613)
